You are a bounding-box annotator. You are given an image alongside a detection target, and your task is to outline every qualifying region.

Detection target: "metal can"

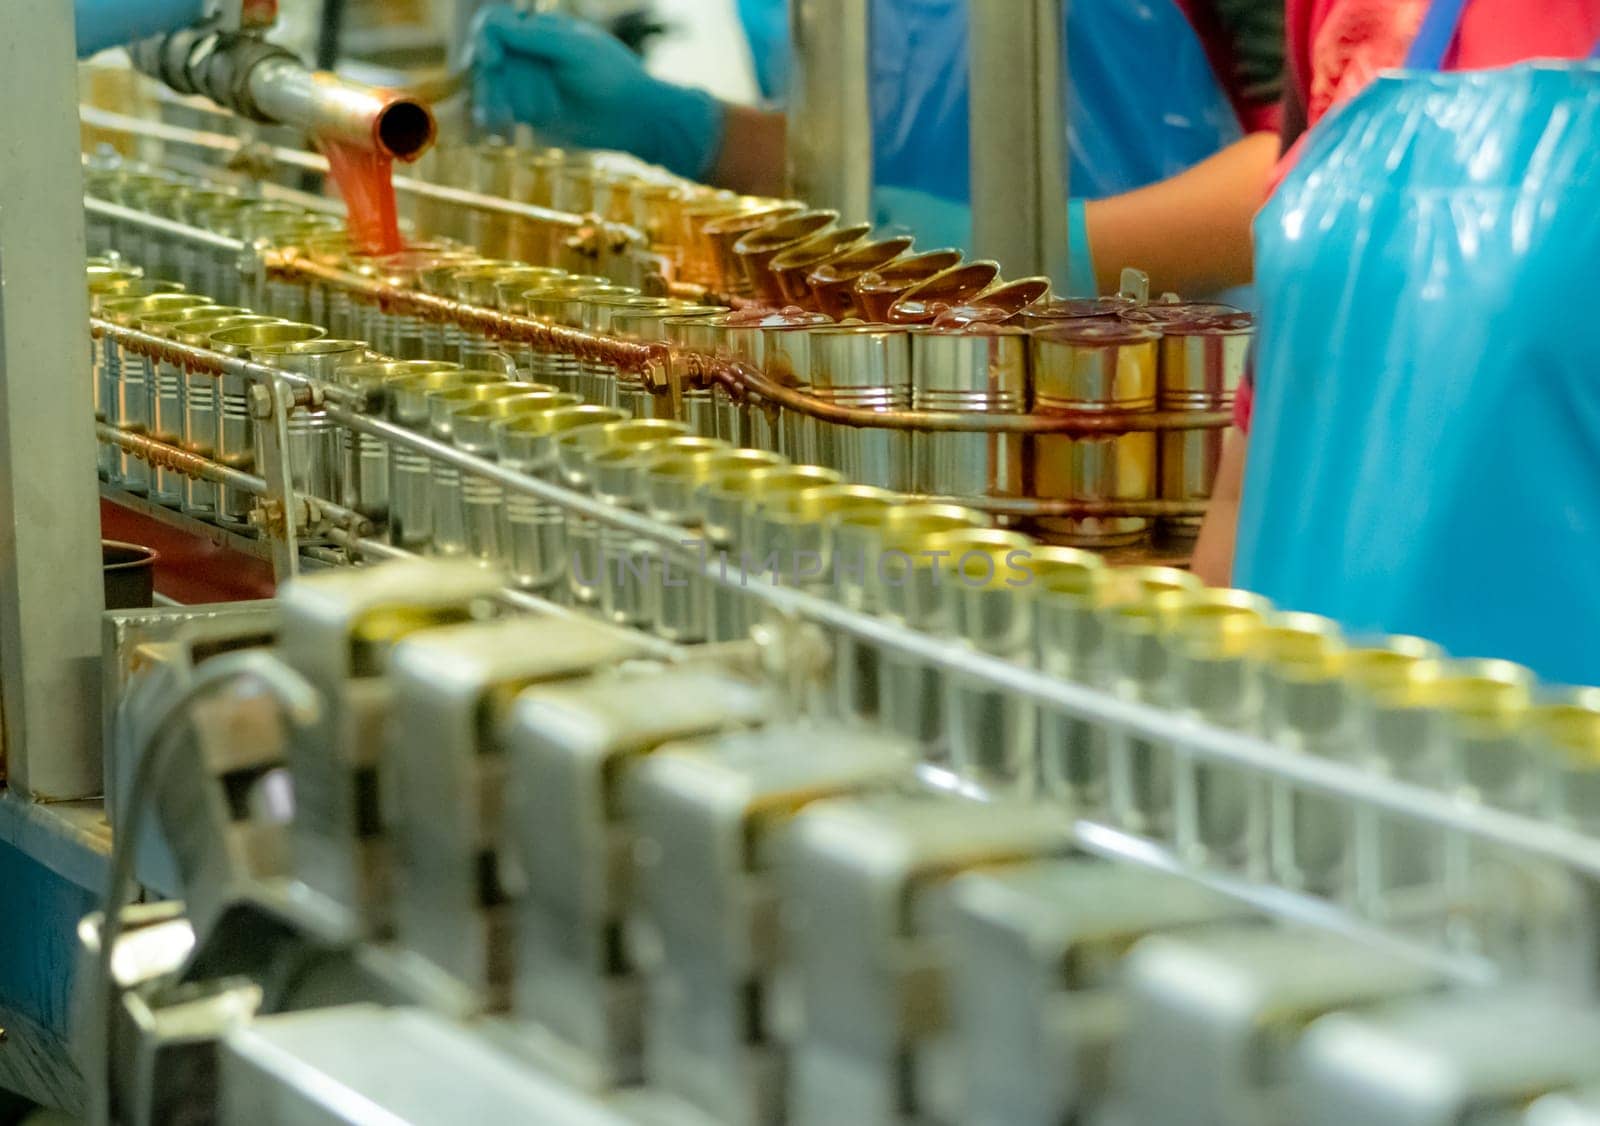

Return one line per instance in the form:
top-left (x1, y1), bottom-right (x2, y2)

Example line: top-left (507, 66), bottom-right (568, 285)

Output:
top-left (1031, 321), bottom-right (1161, 546)
top-left (1255, 612), bottom-right (1351, 896)
top-left (640, 448), bottom-right (786, 642)
top-left (924, 529), bottom-right (1042, 789)
top-left (450, 389), bottom-right (568, 569)
top-left (519, 275), bottom-right (609, 391)
top-left (490, 267), bottom-right (570, 376)
top-left (808, 235), bottom-right (916, 320)
top-left (734, 210), bottom-right (839, 304)
top-left (384, 368), bottom-right (508, 550)
top-left (1160, 587), bottom-right (1275, 870)
top-left (609, 303), bottom-right (728, 421)
top-left (1015, 296), bottom-right (1135, 331)
top-left (1527, 688), bottom-right (1600, 838)
top-left (1099, 566), bottom-right (1205, 838)
top-left (855, 250), bottom-right (965, 322)
top-left (1341, 636), bottom-right (1448, 916)
top-left (334, 361), bottom-right (460, 524)
top-left (873, 516), bottom-right (1010, 756)
top-left (207, 321), bottom-right (328, 530)
top-left (768, 223), bottom-right (871, 308)
top-left (886, 261), bottom-right (1002, 326)
top-left (1157, 314), bottom-right (1252, 538)
top-left (426, 382), bottom-right (547, 559)
top-left (239, 338), bottom-right (367, 523)
top-left (703, 203), bottom-right (806, 296)
top-left (494, 403), bottom-right (621, 596)
top-left (1025, 547), bottom-right (1113, 812)
top-left (911, 324), bottom-right (1030, 497)
top-left (100, 293), bottom-right (209, 493)
top-left (580, 296), bottom-right (678, 407)
top-left (133, 304), bottom-right (247, 505)
top-left (89, 277), bottom-right (183, 480)
top-left (560, 419), bottom-right (690, 607)
top-left (171, 315), bottom-right (280, 519)
top-left (1437, 659), bottom-right (1538, 812)
top-left (806, 325), bottom-right (916, 489)
top-left (828, 503), bottom-right (990, 726)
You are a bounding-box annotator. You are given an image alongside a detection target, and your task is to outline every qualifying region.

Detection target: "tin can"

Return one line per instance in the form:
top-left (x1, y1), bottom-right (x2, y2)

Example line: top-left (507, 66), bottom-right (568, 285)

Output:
top-left (1025, 547), bottom-right (1113, 811)
top-left (450, 390), bottom-right (567, 568)
top-left (90, 277), bottom-right (183, 480)
top-left (208, 321), bottom-right (328, 530)
top-left (911, 325), bottom-right (1030, 498)
top-left (704, 204), bottom-right (806, 296)
top-left (560, 419), bottom-right (690, 607)
top-left (133, 304), bottom-right (247, 505)
top-left (1160, 587), bottom-right (1275, 869)
top-left (1341, 637), bottom-right (1448, 914)
top-left (609, 303), bottom-right (727, 420)
top-left (334, 361), bottom-right (460, 524)
top-left (828, 503), bottom-right (990, 726)
top-left (385, 368), bottom-right (508, 550)
top-left (171, 315), bottom-right (279, 519)
top-left (590, 437), bottom-right (728, 629)
top-left (855, 250), bottom-right (965, 322)
top-left (924, 529), bottom-right (1042, 789)
top-left (643, 448), bottom-right (787, 642)
top-left (873, 515), bottom-right (1007, 755)
top-left (714, 464), bottom-right (843, 639)
top-left (734, 210), bottom-right (839, 304)
top-left (1100, 566), bottom-right (1205, 838)
top-left (659, 313), bottom-right (727, 439)
top-left (1528, 689), bottom-right (1600, 838)
top-left (1031, 322), bottom-right (1161, 546)
top-left (451, 262), bottom-right (538, 371)
top-left (942, 277), bottom-right (1053, 327)
top-left (1437, 659), bottom-right (1537, 812)
top-left (1119, 301), bottom-right (1244, 327)
top-left (416, 258), bottom-right (497, 362)
top-left (426, 382), bottom-right (546, 558)
top-left (244, 338), bottom-right (367, 521)
top-left (579, 295), bottom-right (677, 407)
top-left (1157, 314), bottom-right (1253, 538)
top-left (809, 236), bottom-right (916, 320)
top-left (768, 223), bottom-right (871, 308)
top-left (805, 325), bottom-right (916, 489)
top-left (1255, 612), bottom-right (1351, 896)
top-left (100, 293), bottom-right (208, 493)
top-left (677, 195), bottom-right (758, 287)
top-left (494, 403), bottom-right (621, 595)
top-left (490, 267), bottom-right (570, 376)
top-left (886, 261), bottom-right (1002, 326)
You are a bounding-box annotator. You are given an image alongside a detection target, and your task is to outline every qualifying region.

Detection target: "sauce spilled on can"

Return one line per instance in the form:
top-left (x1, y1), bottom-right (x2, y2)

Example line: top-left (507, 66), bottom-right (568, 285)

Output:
top-left (317, 136), bottom-right (403, 255)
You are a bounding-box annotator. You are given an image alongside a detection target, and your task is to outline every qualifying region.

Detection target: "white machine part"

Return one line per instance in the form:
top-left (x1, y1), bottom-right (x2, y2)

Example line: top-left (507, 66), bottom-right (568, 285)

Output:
top-left (504, 663), bottom-right (776, 1090)
top-left (944, 858), bottom-right (1249, 1126)
top-left (278, 561), bottom-right (505, 935)
top-left (1105, 924), bottom-right (1443, 1126)
top-left (623, 723), bottom-right (916, 1126)
top-left (387, 615), bottom-right (650, 1011)
top-left (1294, 990), bottom-right (1600, 1126)
top-left (776, 792), bottom-right (1073, 1126)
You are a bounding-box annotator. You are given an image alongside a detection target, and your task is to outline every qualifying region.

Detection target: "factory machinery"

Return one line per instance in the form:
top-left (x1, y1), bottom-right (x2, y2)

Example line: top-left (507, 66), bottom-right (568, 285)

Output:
top-left (8, 10), bottom-right (1599, 1126)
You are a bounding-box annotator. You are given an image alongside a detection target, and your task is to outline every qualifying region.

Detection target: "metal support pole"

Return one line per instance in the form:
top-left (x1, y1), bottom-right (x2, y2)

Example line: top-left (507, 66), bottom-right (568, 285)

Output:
top-left (787, 0), bottom-right (874, 223)
top-left (969, 0), bottom-right (1072, 291)
top-left (0, 0), bottom-right (105, 799)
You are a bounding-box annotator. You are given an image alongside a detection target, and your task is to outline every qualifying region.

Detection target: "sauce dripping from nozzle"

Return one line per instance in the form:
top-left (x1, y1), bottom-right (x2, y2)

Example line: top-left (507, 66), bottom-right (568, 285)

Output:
top-left (317, 136), bottom-right (403, 256)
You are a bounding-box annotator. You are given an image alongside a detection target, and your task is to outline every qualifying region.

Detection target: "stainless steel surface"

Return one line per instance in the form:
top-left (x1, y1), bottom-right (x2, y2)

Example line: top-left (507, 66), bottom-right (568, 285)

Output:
top-left (787, 0), bottom-right (874, 223)
top-left (968, 0), bottom-right (1072, 291)
top-left (0, 0), bottom-right (106, 799)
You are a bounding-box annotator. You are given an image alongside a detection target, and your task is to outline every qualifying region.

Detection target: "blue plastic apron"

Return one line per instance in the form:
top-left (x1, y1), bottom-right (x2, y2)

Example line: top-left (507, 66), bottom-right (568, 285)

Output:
top-left (1235, 0), bottom-right (1600, 683)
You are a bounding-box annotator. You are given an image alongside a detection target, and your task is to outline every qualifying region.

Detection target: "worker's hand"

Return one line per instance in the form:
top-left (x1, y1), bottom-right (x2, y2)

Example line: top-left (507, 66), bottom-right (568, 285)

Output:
top-left (471, 6), bottom-right (726, 181)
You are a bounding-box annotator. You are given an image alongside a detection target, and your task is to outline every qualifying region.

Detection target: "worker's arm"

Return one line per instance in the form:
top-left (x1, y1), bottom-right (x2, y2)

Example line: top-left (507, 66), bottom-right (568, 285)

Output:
top-left (1190, 427), bottom-right (1247, 586)
top-left (710, 107), bottom-right (787, 197)
top-left (1083, 132), bottom-right (1280, 296)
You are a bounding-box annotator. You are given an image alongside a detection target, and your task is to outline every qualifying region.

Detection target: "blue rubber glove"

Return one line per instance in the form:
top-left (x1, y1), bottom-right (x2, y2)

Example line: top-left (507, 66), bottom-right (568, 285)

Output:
top-left (76, 0), bottom-right (206, 57)
top-left (471, 7), bottom-right (727, 181)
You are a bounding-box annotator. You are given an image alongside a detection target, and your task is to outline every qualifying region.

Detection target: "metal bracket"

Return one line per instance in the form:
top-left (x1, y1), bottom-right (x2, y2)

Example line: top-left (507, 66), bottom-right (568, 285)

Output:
top-left (248, 377), bottom-right (301, 580)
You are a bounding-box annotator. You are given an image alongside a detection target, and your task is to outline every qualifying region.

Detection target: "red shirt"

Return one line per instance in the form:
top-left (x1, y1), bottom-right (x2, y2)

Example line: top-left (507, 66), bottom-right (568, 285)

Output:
top-left (1234, 0), bottom-right (1600, 429)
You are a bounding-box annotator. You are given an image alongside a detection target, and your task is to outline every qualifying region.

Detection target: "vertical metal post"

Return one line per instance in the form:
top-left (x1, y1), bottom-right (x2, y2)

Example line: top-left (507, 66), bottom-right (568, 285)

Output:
top-left (969, 0), bottom-right (1072, 291)
top-left (787, 0), bottom-right (874, 223)
top-left (0, 0), bottom-right (107, 799)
